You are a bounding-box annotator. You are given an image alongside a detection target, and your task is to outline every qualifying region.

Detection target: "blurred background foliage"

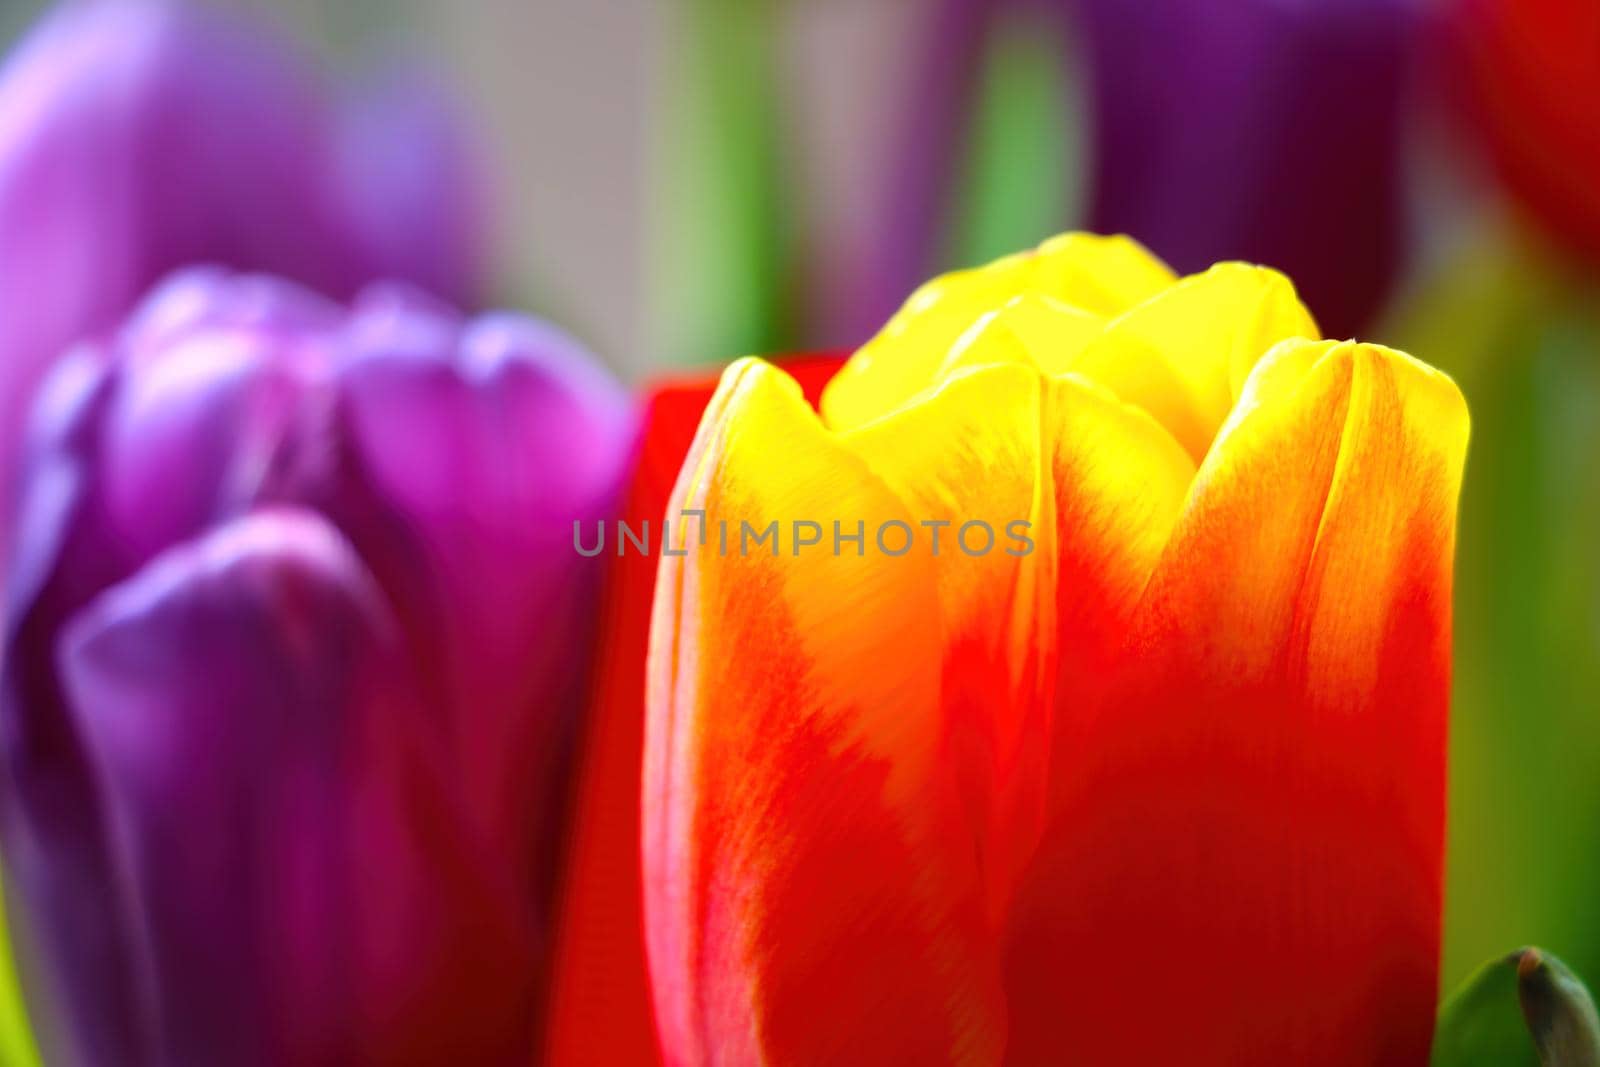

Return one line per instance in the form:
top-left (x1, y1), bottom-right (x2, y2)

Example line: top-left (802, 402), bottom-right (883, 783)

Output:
top-left (0, 0), bottom-right (1593, 1007)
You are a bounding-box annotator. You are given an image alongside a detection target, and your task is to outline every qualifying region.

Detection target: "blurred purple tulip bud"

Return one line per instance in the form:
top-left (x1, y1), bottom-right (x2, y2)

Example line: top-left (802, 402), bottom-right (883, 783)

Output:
top-left (0, 1), bottom-right (495, 566)
top-left (335, 60), bottom-right (495, 313)
top-left (1, 268), bottom-right (632, 1065)
top-left (852, 0), bottom-right (1416, 343)
top-left (1078, 0), bottom-right (1419, 338)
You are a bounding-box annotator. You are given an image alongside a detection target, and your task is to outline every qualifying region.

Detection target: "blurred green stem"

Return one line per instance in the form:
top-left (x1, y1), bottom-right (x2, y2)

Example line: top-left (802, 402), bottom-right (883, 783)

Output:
top-left (1397, 224), bottom-right (1600, 992)
top-left (0, 872), bottom-right (39, 1067)
top-left (653, 0), bottom-right (796, 365)
top-left (944, 10), bottom-right (1078, 270)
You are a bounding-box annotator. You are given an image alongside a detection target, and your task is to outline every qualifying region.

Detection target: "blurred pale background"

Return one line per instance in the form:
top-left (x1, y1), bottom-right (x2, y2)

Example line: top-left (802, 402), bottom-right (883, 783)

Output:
top-left (0, 0), bottom-right (1079, 378)
top-left (0, 0), bottom-right (955, 379)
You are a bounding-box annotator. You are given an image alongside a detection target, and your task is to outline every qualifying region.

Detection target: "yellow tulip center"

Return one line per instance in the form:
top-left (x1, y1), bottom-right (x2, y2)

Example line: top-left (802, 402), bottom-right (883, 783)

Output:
top-left (820, 233), bottom-right (1322, 466)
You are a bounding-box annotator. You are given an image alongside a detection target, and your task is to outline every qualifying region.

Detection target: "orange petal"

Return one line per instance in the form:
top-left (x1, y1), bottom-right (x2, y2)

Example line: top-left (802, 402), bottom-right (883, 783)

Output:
top-left (1040, 371), bottom-right (1195, 761)
top-left (643, 349), bottom-right (1203, 1062)
top-left (1005, 340), bottom-right (1468, 1064)
top-left (843, 362), bottom-right (1059, 914)
top-left (545, 354), bottom-right (846, 1067)
top-left (643, 360), bottom-right (1003, 1065)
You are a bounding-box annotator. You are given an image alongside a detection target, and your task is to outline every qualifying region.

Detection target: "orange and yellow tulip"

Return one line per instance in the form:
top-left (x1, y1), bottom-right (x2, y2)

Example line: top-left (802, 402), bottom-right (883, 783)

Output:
top-left (642, 234), bottom-right (1470, 1064)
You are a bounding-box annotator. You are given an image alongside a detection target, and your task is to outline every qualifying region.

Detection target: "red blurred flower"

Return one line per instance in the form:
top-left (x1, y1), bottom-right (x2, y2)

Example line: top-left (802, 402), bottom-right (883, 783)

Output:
top-left (1451, 0), bottom-right (1600, 265)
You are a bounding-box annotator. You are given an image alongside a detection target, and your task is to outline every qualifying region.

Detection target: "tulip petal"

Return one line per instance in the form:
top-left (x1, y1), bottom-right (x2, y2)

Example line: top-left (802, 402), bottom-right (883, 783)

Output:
top-left (1028, 231), bottom-right (1179, 315)
top-left (334, 61), bottom-right (493, 310)
top-left (60, 511), bottom-right (393, 1064)
top-left (822, 233), bottom-right (1173, 431)
top-left (99, 275), bottom-right (332, 564)
top-left (1038, 370), bottom-right (1196, 760)
top-left (1066, 263), bottom-right (1318, 463)
top-left (334, 295), bottom-right (632, 916)
top-left (0, 2), bottom-right (353, 561)
top-left (645, 359), bottom-right (1004, 1064)
top-left (1, 347), bottom-right (147, 1067)
top-left (0, 1), bottom-right (494, 575)
top-left (4, 268), bottom-right (341, 635)
top-left (545, 354), bottom-right (846, 1067)
top-left (1004, 340), bottom-right (1468, 1063)
top-left (844, 363), bottom-right (1056, 908)
top-left (59, 510), bottom-right (534, 1065)
top-left (844, 362), bottom-right (1195, 897)
top-left (936, 293), bottom-right (1106, 381)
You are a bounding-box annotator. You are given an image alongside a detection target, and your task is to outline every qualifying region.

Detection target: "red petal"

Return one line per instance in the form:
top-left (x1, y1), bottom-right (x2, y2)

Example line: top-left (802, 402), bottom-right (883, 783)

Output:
top-left (544, 354), bottom-right (845, 1066)
top-left (1004, 342), bottom-right (1468, 1063)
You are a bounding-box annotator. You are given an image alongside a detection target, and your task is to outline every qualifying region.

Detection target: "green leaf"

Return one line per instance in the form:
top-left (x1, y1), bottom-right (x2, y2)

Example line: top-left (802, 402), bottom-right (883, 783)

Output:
top-left (1398, 230), bottom-right (1600, 994)
top-left (0, 870), bottom-right (40, 1067)
top-left (1434, 947), bottom-right (1600, 1067)
top-left (1521, 949), bottom-right (1600, 1067)
top-left (945, 12), bottom-right (1078, 271)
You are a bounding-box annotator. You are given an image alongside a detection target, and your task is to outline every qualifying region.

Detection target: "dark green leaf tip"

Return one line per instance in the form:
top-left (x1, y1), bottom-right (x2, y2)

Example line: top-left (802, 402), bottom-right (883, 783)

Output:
top-left (1513, 948), bottom-right (1600, 1067)
top-left (1434, 948), bottom-right (1600, 1066)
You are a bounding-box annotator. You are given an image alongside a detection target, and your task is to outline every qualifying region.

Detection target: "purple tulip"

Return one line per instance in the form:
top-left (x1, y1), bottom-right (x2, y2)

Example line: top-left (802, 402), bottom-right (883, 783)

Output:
top-left (0, 1), bottom-right (491, 565)
top-left (334, 60), bottom-right (494, 314)
top-left (1079, 0), bottom-right (1418, 339)
top-left (1, 268), bottom-right (633, 1065)
top-left (847, 0), bottom-right (1415, 342)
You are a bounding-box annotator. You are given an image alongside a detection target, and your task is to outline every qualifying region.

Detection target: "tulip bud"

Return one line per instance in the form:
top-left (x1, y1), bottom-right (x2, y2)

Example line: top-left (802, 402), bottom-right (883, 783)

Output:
top-left (0, 269), bottom-right (632, 1065)
top-left (850, 0), bottom-right (1418, 343)
top-left (0, 1), bottom-right (493, 566)
top-left (1434, 947), bottom-right (1600, 1066)
top-left (1519, 949), bottom-right (1600, 1067)
top-left (643, 232), bottom-right (1468, 1064)
top-left (1449, 0), bottom-right (1600, 269)
top-left (1079, 0), bottom-right (1418, 338)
